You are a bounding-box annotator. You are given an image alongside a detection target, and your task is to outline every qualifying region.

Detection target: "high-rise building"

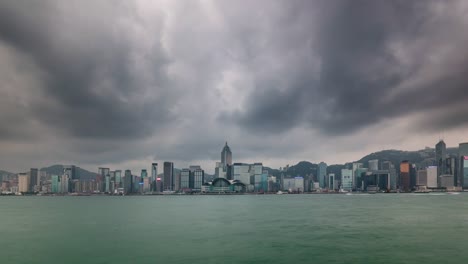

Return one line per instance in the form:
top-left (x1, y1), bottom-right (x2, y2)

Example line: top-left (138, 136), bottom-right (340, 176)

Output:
top-left (163, 162), bottom-right (174, 191)
top-left (352, 163), bottom-right (363, 189)
top-left (400, 161), bottom-right (411, 192)
top-left (369, 159), bottom-right (379, 171)
top-left (51, 175), bottom-right (60, 193)
top-left (459, 143), bottom-right (468, 189)
top-left (115, 170), bottom-right (122, 188)
top-left (191, 167), bottom-right (204, 191)
top-left (124, 170), bottom-right (133, 194)
top-left (98, 167), bottom-right (110, 192)
top-left (318, 162), bottom-right (327, 188)
top-left (416, 170), bottom-right (427, 186)
top-left (30, 168), bottom-right (38, 192)
top-left (426, 166), bottom-right (438, 188)
top-left (151, 163), bottom-right (158, 190)
top-left (435, 140), bottom-right (446, 187)
top-left (328, 173), bottom-right (336, 190)
top-left (221, 142), bottom-right (232, 168)
top-left (341, 169), bottom-right (353, 191)
top-left (18, 173), bottom-right (29, 193)
top-left (63, 165), bottom-right (77, 180)
top-left (445, 156), bottom-right (458, 187)
top-left (180, 169), bottom-right (190, 190)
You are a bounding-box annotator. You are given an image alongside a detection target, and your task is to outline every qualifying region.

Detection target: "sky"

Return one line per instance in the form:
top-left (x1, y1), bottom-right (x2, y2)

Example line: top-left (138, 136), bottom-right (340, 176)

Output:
top-left (1, 0), bottom-right (468, 174)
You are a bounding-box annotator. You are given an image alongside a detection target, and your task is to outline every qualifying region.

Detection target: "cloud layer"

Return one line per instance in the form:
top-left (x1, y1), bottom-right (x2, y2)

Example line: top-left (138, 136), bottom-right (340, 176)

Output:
top-left (1, 0), bottom-right (467, 173)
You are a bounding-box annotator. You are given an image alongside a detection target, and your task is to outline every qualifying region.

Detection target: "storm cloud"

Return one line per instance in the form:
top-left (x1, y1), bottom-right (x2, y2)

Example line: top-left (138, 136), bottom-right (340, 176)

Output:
top-left (0, 0), bottom-right (467, 173)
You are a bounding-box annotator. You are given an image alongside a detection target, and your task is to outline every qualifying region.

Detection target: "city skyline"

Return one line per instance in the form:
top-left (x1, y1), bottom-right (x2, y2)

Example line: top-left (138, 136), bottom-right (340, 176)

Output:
top-left (1, 1), bottom-right (468, 173)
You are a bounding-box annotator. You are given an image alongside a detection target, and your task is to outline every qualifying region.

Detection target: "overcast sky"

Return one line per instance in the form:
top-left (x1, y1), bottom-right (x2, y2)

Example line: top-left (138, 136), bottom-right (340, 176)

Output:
top-left (1, 0), bottom-right (468, 174)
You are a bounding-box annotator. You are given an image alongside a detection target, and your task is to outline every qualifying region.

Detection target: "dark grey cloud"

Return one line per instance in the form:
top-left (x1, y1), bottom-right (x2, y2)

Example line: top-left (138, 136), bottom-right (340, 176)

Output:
top-left (0, 0), bottom-right (174, 139)
top-left (225, 0), bottom-right (468, 135)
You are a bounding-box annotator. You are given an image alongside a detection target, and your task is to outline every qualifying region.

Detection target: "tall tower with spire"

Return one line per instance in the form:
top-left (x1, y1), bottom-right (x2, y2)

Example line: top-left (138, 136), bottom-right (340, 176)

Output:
top-left (221, 142), bottom-right (232, 169)
top-left (435, 139), bottom-right (446, 187)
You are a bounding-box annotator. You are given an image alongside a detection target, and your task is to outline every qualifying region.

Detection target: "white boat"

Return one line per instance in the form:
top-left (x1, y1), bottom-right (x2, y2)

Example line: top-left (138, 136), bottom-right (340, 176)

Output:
top-left (276, 191), bottom-right (284, 195)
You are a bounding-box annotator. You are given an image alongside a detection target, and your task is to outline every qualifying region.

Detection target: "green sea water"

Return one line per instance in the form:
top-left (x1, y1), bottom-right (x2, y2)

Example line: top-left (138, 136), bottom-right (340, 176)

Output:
top-left (1, 194), bottom-right (468, 264)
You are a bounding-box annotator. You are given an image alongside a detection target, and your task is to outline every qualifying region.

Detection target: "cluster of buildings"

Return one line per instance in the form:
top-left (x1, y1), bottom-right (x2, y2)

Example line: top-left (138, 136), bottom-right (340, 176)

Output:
top-left (2, 141), bottom-right (468, 195)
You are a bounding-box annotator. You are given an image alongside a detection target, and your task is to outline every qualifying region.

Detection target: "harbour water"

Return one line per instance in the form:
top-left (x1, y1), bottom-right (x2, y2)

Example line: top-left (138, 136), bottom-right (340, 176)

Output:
top-left (1, 194), bottom-right (468, 264)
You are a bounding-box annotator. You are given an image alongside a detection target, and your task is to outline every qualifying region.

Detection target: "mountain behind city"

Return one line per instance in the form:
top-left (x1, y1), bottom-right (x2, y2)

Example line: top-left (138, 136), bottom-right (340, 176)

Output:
top-left (0, 147), bottom-right (458, 181)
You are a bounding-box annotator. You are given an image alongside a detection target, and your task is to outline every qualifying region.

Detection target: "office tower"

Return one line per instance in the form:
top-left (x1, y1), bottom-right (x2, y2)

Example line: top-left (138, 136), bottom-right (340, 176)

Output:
top-left (400, 161), bottom-right (411, 192)
top-left (416, 170), bottom-right (427, 186)
top-left (426, 166), bottom-right (437, 188)
top-left (115, 170), bottom-right (122, 188)
top-left (382, 161), bottom-right (397, 190)
top-left (318, 162), bottom-right (327, 188)
top-left (341, 169), bottom-right (352, 191)
top-left (328, 173), bottom-right (336, 190)
top-left (459, 143), bottom-right (468, 188)
top-left (30, 168), bottom-right (38, 192)
top-left (51, 175), bottom-right (60, 193)
top-left (163, 162), bottom-right (174, 191)
top-left (98, 167), bottom-right (110, 192)
top-left (435, 140), bottom-right (446, 187)
top-left (221, 142), bottom-right (232, 168)
top-left (180, 169), bottom-right (190, 190)
top-left (124, 170), bottom-right (133, 194)
top-left (445, 156), bottom-right (458, 186)
top-left (151, 163), bottom-right (158, 190)
top-left (440, 175), bottom-right (455, 189)
top-left (174, 173), bottom-right (180, 191)
top-left (18, 173), bottom-right (29, 193)
top-left (354, 167), bottom-right (368, 190)
top-left (369, 159), bottom-right (379, 171)
top-left (60, 174), bottom-right (69, 193)
top-left (352, 163), bottom-right (363, 189)
top-left (63, 165), bottom-right (77, 180)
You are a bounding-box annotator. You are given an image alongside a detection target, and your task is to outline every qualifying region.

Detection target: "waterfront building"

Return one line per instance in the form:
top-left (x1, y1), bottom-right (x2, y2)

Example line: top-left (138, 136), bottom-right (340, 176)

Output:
top-left (30, 168), bottom-right (38, 192)
top-left (440, 175), bottom-right (455, 189)
top-left (232, 163), bottom-right (263, 189)
top-left (294, 177), bottom-right (304, 193)
top-left (435, 140), bottom-right (446, 187)
top-left (459, 143), bottom-right (468, 188)
top-left (63, 165), bottom-right (77, 180)
top-left (352, 163), bottom-right (363, 189)
top-left (51, 175), bottom-right (60, 193)
top-left (163, 162), bottom-right (174, 191)
top-left (341, 169), bottom-right (353, 191)
top-left (318, 162), bottom-right (327, 188)
top-left (18, 173), bottom-right (29, 193)
top-left (98, 167), bottom-right (110, 192)
top-left (426, 166), bottom-right (437, 188)
top-left (445, 156), bottom-right (458, 187)
top-left (151, 163), bottom-right (158, 190)
top-left (114, 170), bottom-right (122, 188)
top-left (180, 169), bottom-right (190, 190)
top-left (400, 161), bottom-right (411, 192)
top-left (369, 159), bottom-right (379, 171)
top-left (60, 174), bottom-right (69, 193)
top-left (328, 173), bottom-right (336, 190)
top-left (191, 167), bottom-right (204, 191)
top-left (123, 170), bottom-right (132, 194)
top-left (416, 170), bottom-right (427, 186)
top-left (354, 167), bottom-right (368, 190)
top-left (201, 178), bottom-right (246, 193)
top-left (174, 173), bottom-right (180, 191)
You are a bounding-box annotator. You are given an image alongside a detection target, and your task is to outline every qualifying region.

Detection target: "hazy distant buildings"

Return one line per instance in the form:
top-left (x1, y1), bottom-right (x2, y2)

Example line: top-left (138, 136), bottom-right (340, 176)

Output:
top-left (352, 163), bottom-right (363, 189)
top-left (440, 175), bottom-right (455, 189)
top-left (163, 162), bottom-right (174, 191)
top-left (328, 173), bottom-right (336, 190)
top-left (318, 162), bottom-right (327, 188)
top-left (436, 140), bottom-right (446, 187)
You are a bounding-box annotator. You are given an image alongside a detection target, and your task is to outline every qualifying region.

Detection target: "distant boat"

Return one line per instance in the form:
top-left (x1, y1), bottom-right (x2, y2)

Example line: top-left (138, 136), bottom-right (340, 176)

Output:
top-left (447, 192), bottom-right (460, 195)
top-left (276, 191), bottom-right (284, 195)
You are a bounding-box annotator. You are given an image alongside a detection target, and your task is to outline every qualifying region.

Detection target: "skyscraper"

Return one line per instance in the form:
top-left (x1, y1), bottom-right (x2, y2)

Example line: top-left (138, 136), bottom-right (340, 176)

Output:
top-left (435, 140), bottom-right (446, 187)
top-left (459, 142), bottom-right (468, 188)
top-left (221, 142), bottom-right (232, 168)
top-left (318, 162), bottom-right (327, 188)
top-left (30, 168), bottom-right (38, 192)
top-left (163, 162), bottom-right (174, 191)
top-left (124, 170), bottom-right (133, 194)
top-left (426, 166), bottom-right (438, 188)
top-left (368, 159), bottom-right (379, 171)
top-left (400, 161), bottom-right (411, 192)
top-left (18, 173), bottom-right (29, 193)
